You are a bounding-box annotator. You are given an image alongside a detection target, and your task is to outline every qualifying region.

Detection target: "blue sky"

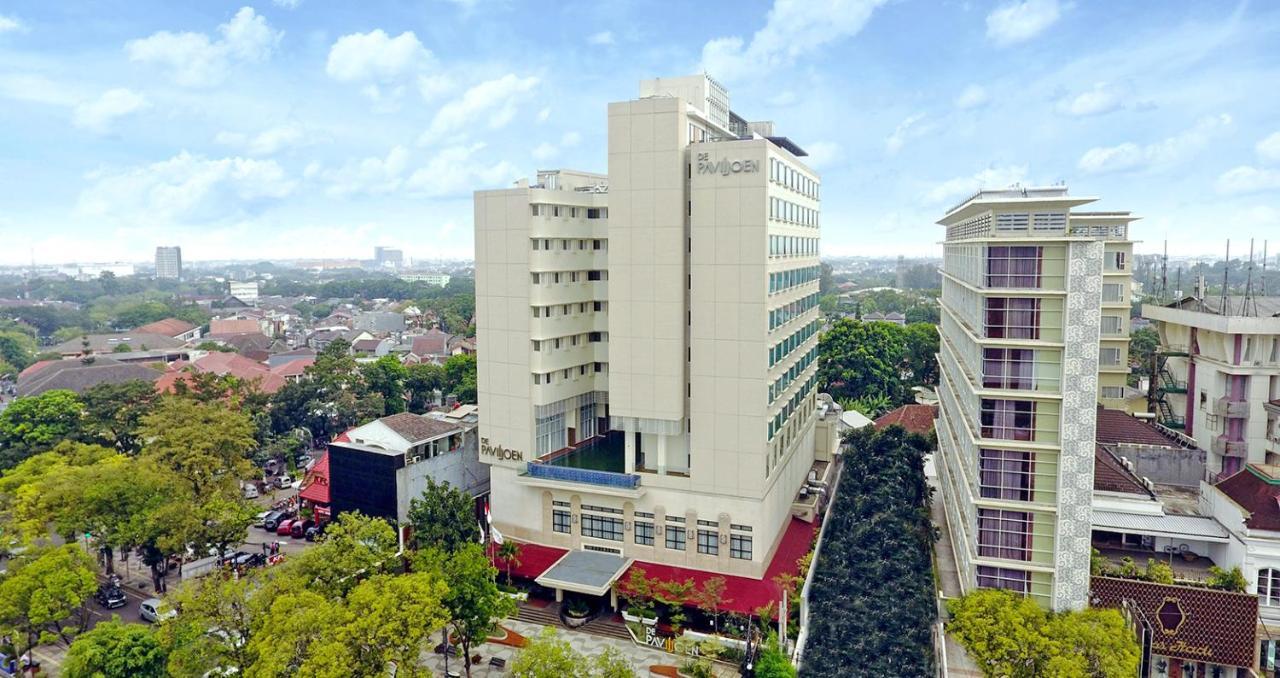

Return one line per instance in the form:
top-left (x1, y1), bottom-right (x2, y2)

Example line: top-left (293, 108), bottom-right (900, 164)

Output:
top-left (1, 0), bottom-right (1278, 266)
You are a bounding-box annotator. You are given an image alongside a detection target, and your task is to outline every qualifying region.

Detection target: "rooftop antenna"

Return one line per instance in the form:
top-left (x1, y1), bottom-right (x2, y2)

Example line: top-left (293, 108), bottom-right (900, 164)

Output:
top-left (1242, 238), bottom-right (1258, 317)
top-left (1263, 240), bottom-right (1269, 298)
top-left (1176, 267), bottom-right (1182, 299)
top-left (1160, 240), bottom-right (1168, 304)
top-left (1220, 240), bottom-right (1230, 316)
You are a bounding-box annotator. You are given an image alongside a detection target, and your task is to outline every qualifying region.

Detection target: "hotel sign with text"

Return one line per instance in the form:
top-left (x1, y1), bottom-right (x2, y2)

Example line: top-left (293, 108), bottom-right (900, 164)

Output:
top-left (480, 438), bottom-right (523, 464)
top-left (696, 153), bottom-right (758, 176)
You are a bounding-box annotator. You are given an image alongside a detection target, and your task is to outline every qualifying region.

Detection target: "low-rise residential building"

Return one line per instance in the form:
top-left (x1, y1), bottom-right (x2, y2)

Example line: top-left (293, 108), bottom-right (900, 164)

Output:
top-left (16, 357), bottom-right (164, 397)
top-left (353, 311), bottom-right (407, 335)
top-left (51, 332), bottom-right (184, 357)
top-left (133, 318), bottom-right (202, 342)
top-left (1143, 296), bottom-right (1280, 477)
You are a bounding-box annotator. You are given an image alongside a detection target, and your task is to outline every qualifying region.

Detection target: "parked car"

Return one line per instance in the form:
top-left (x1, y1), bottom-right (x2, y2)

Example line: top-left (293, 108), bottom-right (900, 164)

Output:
top-left (304, 524), bottom-right (323, 541)
top-left (274, 474), bottom-right (293, 489)
top-left (264, 459), bottom-right (282, 476)
top-left (94, 583), bottom-right (127, 609)
top-left (253, 510), bottom-right (272, 528)
top-left (290, 519), bottom-right (314, 539)
top-left (276, 519), bottom-right (295, 537)
top-left (261, 511), bottom-right (285, 531)
top-left (242, 484), bottom-right (259, 499)
top-left (228, 551), bottom-right (266, 569)
top-left (140, 598), bottom-right (174, 623)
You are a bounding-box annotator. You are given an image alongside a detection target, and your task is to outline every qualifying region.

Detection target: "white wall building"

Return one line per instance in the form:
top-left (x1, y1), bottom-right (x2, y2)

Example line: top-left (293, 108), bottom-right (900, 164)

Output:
top-left (227, 281), bottom-right (260, 304)
top-left (474, 75), bottom-right (831, 591)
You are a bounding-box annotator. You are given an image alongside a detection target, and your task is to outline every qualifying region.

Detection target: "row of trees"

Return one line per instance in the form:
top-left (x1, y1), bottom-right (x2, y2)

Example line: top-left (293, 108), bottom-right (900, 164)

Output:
top-left (817, 318), bottom-right (939, 417)
top-left (804, 426), bottom-right (937, 676)
top-left (947, 589), bottom-right (1139, 677)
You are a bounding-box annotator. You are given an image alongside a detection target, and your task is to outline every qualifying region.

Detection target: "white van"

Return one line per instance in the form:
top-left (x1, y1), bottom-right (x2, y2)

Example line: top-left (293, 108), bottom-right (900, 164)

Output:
top-left (242, 484), bottom-right (260, 499)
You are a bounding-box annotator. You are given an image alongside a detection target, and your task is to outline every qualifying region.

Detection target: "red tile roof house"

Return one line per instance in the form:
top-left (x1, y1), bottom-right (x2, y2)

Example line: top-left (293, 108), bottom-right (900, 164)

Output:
top-left (155, 352), bottom-right (286, 394)
top-left (872, 404), bottom-right (938, 436)
top-left (133, 318), bottom-right (202, 342)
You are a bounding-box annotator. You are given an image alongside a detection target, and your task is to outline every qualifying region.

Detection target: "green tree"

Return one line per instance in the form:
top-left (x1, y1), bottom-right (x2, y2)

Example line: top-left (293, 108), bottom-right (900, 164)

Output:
top-left (80, 379), bottom-right (160, 454)
top-left (692, 576), bottom-right (730, 634)
top-left (1045, 607), bottom-right (1140, 677)
top-left (817, 319), bottom-right (907, 404)
top-left (64, 618), bottom-right (168, 678)
top-left (247, 589), bottom-right (343, 678)
top-left (902, 322), bottom-right (940, 385)
top-left (1206, 565), bottom-right (1248, 592)
top-left (0, 545), bottom-right (98, 659)
top-left (511, 626), bottom-right (584, 678)
top-left (1129, 327), bottom-right (1160, 381)
top-left (139, 397), bottom-right (256, 496)
top-left (497, 540), bottom-right (522, 584)
top-left (443, 353), bottom-right (477, 404)
top-left (361, 355), bottom-right (408, 416)
top-left (422, 543), bottom-right (517, 678)
top-left (287, 512), bottom-right (399, 598)
top-left (332, 572), bottom-right (450, 678)
top-left (0, 330), bottom-right (36, 370)
top-left (405, 362), bottom-right (446, 412)
top-left (160, 574), bottom-right (257, 677)
top-left (755, 633), bottom-right (797, 678)
top-left (0, 389), bottom-right (85, 470)
top-left (407, 477), bottom-right (480, 553)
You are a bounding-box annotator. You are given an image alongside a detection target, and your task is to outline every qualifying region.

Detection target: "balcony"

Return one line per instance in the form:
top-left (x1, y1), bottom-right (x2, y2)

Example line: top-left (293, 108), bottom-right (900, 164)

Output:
top-left (1212, 397), bottom-right (1250, 418)
top-left (526, 463), bottom-right (639, 489)
top-left (1210, 435), bottom-right (1248, 458)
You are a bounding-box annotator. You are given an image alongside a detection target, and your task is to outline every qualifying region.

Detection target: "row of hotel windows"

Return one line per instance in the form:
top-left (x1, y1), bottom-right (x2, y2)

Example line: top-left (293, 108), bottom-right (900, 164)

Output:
top-left (769, 158), bottom-right (819, 200)
top-left (531, 204), bottom-right (608, 219)
top-left (531, 238), bottom-right (606, 251)
top-left (769, 319), bottom-right (819, 368)
top-left (769, 197), bottom-right (819, 228)
top-left (977, 508), bottom-right (1032, 561)
top-left (532, 301), bottom-right (607, 318)
top-left (769, 345), bottom-right (818, 404)
top-left (768, 234), bottom-right (819, 258)
top-left (534, 405), bottom-right (598, 457)
top-left (530, 270), bottom-right (607, 284)
top-left (551, 505), bottom-right (754, 559)
top-left (531, 363), bottom-right (607, 385)
top-left (768, 265), bottom-right (821, 295)
top-left (770, 292), bottom-right (820, 331)
top-left (769, 372), bottom-right (817, 441)
top-left (531, 332), bottom-right (607, 351)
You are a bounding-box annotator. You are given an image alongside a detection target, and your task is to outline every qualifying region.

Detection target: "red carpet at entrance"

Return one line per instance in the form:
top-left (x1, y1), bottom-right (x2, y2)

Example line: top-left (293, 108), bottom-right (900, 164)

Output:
top-left (496, 517), bottom-right (816, 617)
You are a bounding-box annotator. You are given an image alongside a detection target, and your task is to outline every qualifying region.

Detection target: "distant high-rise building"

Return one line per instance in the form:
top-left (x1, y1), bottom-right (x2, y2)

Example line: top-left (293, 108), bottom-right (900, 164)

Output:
top-left (155, 246), bottom-right (182, 280)
top-left (374, 246), bottom-right (404, 269)
top-left (934, 186), bottom-right (1137, 611)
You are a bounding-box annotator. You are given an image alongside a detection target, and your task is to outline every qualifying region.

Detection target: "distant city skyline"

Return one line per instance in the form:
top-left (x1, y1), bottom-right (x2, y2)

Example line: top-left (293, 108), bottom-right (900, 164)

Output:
top-left (1, 1), bottom-right (1279, 265)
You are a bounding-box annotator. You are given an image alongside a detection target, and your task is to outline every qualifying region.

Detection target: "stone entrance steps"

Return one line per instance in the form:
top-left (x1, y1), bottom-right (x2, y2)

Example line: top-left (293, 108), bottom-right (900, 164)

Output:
top-left (513, 602), bottom-right (634, 642)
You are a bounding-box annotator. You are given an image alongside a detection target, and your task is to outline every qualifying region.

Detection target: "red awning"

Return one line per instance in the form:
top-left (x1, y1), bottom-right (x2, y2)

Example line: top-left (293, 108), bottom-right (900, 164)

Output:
top-left (622, 517), bottom-right (816, 617)
top-left (493, 541), bottom-right (569, 580)
top-left (298, 453), bottom-right (330, 504)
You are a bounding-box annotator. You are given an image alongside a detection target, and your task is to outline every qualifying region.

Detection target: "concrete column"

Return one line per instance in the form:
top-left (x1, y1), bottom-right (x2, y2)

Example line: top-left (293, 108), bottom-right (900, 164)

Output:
top-left (657, 434), bottom-right (668, 474)
top-left (555, 588), bottom-right (564, 603)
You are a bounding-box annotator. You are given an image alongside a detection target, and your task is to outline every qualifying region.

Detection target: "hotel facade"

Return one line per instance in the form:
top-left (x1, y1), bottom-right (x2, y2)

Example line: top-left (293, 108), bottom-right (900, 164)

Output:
top-left (933, 186), bottom-right (1137, 610)
top-left (474, 75), bottom-right (834, 596)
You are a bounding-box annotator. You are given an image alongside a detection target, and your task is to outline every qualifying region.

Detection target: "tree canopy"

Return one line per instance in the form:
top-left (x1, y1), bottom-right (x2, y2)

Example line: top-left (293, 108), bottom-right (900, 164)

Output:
top-left (817, 318), bottom-right (939, 414)
top-left (407, 477), bottom-right (480, 553)
top-left (64, 619), bottom-right (168, 678)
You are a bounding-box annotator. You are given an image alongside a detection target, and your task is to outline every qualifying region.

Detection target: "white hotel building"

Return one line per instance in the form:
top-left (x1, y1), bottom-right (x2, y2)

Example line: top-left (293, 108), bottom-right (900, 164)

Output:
top-left (474, 75), bottom-right (835, 598)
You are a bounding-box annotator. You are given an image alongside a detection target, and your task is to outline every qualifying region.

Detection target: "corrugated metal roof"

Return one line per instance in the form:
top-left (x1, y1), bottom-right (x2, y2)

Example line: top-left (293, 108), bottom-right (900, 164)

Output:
top-left (1091, 509), bottom-right (1230, 543)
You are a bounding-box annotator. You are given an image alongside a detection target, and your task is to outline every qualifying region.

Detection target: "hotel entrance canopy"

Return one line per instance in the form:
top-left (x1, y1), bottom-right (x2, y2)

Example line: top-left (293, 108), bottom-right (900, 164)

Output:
top-left (536, 550), bottom-right (631, 596)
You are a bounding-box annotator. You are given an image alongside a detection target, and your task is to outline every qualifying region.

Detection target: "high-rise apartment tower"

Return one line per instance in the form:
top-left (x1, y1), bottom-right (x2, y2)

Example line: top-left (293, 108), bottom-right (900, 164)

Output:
top-left (155, 246), bottom-right (182, 280)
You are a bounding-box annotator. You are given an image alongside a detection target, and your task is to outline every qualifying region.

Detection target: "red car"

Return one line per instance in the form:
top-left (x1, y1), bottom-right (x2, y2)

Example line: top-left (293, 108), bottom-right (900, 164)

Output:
top-left (276, 519), bottom-right (295, 536)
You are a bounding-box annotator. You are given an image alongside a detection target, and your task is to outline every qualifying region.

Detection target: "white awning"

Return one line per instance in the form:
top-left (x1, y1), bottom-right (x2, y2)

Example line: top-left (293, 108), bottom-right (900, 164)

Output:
top-left (1091, 509), bottom-right (1230, 543)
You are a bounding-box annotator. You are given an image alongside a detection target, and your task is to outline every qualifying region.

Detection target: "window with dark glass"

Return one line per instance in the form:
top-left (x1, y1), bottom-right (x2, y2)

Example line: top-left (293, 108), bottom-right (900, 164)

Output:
top-left (984, 298), bottom-right (1041, 339)
top-left (977, 509), bottom-right (1032, 561)
top-left (982, 348), bottom-right (1035, 390)
top-left (581, 514), bottom-right (623, 541)
top-left (665, 526), bottom-right (686, 550)
top-left (976, 566), bottom-right (1030, 594)
top-left (635, 522), bottom-right (654, 546)
top-left (552, 510), bottom-right (571, 534)
top-left (980, 399), bottom-right (1035, 441)
top-left (979, 449), bottom-right (1034, 501)
top-left (697, 530), bottom-right (719, 555)
top-left (730, 534), bottom-right (752, 560)
top-left (986, 246), bottom-right (1042, 288)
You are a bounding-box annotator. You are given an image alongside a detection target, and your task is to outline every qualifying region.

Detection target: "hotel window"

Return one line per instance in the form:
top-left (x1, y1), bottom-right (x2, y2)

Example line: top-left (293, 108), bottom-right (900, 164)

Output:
top-left (535, 412), bottom-right (566, 456)
top-left (985, 246), bottom-right (1042, 288)
top-left (984, 298), bottom-right (1041, 339)
top-left (1102, 283), bottom-right (1124, 303)
top-left (979, 449), bottom-right (1033, 501)
top-left (1259, 569), bottom-right (1280, 606)
top-left (581, 514), bottom-right (623, 541)
top-left (995, 213), bottom-right (1029, 232)
top-left (980, 399), bottom-right (1035, 441)
top-left (1100, 386), bottom-right (1124, 399)
top-left (730, 534), bottom-right (752, 560)
top-left (1101, 315), bottom-right (1122, 335)
top-left (1031, 212), bottom-right (1066, 232)
top-left (665, 526), bottom-right (686, 550)
top-left (983, 348), bottom-right (1035, 390)
top-left (697, 530), bottom-right (719, 555)
top-left (552, 510), bottom-right (571, 534)
top-left (978, 509), bottom-right (1032, 561)
top-left (1107, 251), bottom-right (1127, 271)
top-left (976, 566), bottom-right (1029, 594)
top-left (1100, 347), bottom-right (1123, 365)
top-left (635, 522), bottom-right (654, 546)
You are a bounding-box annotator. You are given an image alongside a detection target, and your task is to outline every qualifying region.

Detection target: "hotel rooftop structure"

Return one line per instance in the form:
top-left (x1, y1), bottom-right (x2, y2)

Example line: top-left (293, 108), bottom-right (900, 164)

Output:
top-left (933, 186), bottom-right (1137, 610)
top-left (473, 75), bottom-right (839, 604)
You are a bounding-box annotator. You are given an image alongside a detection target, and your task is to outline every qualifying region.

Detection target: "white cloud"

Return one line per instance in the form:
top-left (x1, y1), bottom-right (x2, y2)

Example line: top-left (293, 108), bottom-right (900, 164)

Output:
top-left (1056, 82), bottom-right (1127, 117)
top-left (215, 123), bottom-right (308, 155)
top-left (1257, 131), bottom-right (1280, 164)
top-left (531, 142), bottom-right (557, 161)
top-left (885, 113), bottom-right (927, 154)
top-left (0, 73), bottom-right (79, 106)
top-left (955, 84), bottom-right (988, 110)
top-left (701, 0), bottom-right (886, 82)
top-left (925, 165), bottom-right (1029, 205)
top-left (126, 7), bottom-right (281, 87)
top-left (272, 0), bottom-right (302, 8)
top-left (78, 152), bottom-right (295, 225)
top-left (417, 74), bottom-right (453, 101)
top-left (560, 131), bottom-right (581, 148)
top-left (326, 29), bottom-right (432, 83)
top-left (803, 141), bottom-right (843, 170)
top-left (536, 107), bottom-right (551, 123)
top-left (321, 146), bottom-right (411, 197)
top-left (588, 31), bottom-right (614, 46)
top-left (73, 88), bottom-right (149, 133)
top-left (1077, 113), bottom-right (1232, 174)
top-left (421, 74), bottom-right (539, 142)
top-left (0, 14), bottom-right (26, 33)
top-left (1216, 166), bottom-right (1280, 195)
top-left (986, 0), bottom-right (1060, 47)
top-left (405, 144), bottom-right (518, 198)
